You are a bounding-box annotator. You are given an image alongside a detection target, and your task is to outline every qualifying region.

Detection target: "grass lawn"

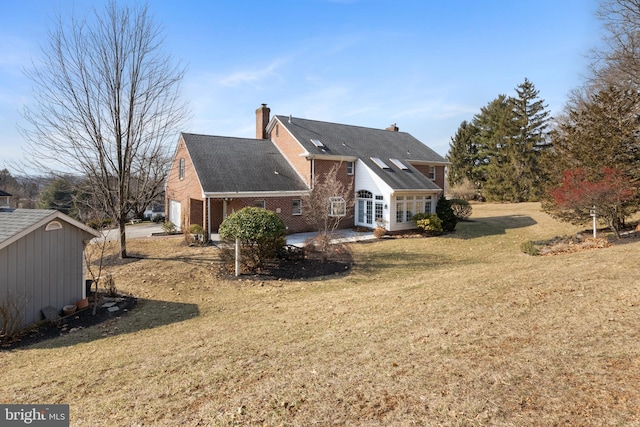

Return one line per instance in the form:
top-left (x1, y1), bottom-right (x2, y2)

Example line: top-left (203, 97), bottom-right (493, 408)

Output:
top-left (2, 202), bottom-right (639, 426)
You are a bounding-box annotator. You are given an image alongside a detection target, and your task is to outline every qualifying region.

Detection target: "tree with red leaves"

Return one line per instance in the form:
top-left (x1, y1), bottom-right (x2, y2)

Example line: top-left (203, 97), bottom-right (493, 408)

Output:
top-left (549, 168), bottom-right (634, 238)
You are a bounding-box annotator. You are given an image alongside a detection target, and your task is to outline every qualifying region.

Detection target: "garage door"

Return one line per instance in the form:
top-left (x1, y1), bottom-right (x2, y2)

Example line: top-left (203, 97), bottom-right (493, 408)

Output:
top-left (169, 200), bottom-right (181, 230)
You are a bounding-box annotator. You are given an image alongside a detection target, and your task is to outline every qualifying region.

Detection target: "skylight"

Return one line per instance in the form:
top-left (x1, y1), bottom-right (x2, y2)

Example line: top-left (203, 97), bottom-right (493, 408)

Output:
top-left (389, 158), bottom-right (409, 170)
top-left (371, 157), bottom-right (390, 169)
top-left (310, 138), bottom-right (325, 148)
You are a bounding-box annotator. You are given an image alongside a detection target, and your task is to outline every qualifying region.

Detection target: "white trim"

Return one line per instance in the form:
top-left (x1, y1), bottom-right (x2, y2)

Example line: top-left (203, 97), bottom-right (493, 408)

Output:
top-left (407, 160), bottom-right (451, 166)
top-left (202, 190), bottom-right (310, 199)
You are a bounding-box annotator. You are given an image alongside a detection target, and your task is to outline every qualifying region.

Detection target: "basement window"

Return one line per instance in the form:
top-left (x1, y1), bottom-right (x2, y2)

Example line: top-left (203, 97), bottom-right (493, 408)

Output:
top-left (371, 157), bottom-right (390, 169)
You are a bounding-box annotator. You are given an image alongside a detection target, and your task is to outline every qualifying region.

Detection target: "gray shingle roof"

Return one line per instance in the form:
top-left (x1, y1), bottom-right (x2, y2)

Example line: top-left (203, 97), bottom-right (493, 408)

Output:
top-left (0, 209), bottom-right (100, 248)
top-left (275, 116), bottom-right (447, 191)
top-left (0, 209), bottom-right (57, 244)
top-left (181, 133), bottom-right (309, 194)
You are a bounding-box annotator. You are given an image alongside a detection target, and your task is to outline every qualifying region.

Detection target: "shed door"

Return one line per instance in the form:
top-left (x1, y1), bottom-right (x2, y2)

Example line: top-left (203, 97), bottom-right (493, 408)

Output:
top-left (169, 200), bottom-right (181, 230)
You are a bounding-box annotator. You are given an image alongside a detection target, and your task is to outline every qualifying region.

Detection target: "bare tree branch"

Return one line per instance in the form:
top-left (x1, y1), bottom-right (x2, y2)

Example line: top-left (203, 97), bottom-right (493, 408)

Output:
top-left (20, 1), bottom-right (189, 258)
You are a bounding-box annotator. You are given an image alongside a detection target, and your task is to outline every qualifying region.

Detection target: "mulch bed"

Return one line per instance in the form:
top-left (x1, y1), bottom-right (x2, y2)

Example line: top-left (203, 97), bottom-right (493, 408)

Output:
top-left (1, 292), bottom-right (137, 351)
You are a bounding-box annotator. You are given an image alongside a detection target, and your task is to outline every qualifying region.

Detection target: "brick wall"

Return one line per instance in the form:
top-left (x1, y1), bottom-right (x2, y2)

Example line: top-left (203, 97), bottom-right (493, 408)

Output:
top-left (225, 196), bottom-right (313, 234)
top-left (412, 164), bottom-right (446, 192)
top-left (269, 120), bottom-right (312, 185)
top-left (165, 137), bottom-right (206, 230)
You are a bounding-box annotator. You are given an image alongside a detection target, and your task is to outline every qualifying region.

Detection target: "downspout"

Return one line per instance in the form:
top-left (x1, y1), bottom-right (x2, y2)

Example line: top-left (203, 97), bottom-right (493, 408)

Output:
top-left (311, 158), bottom-right (315, 189)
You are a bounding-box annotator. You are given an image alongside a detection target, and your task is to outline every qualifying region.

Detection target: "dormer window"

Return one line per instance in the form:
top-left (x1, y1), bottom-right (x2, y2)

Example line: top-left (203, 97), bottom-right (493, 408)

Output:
top-left (371, 157), bottom-right (389, 169)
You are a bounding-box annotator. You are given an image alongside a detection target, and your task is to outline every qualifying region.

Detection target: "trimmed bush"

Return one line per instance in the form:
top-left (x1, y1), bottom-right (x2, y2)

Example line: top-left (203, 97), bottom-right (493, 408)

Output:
top-left (450, 198), bottom-right (472, 221)
top-left (219, 207), bottom-right (286, 271)
top-left (436, 196), bottom-right (457, 232)
top-left (412, 212), bottom-right (443, 233)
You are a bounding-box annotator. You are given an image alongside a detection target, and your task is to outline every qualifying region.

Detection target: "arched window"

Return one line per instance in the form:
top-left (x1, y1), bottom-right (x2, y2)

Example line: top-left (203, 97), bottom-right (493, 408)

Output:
top-left (45, 221), bottom-right (62, 231)
top-left (357, 190), bottom-right (372, 199)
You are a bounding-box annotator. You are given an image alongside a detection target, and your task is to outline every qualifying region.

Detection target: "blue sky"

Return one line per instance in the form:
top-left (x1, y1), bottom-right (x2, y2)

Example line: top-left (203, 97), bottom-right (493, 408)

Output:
top-left (0, 0), bottom-right (603, 171)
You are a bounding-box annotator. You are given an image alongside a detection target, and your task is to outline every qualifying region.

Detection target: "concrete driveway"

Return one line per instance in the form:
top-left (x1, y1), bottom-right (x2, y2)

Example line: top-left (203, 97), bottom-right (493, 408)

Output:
top-left (99, 223), bottom-right (164, 241)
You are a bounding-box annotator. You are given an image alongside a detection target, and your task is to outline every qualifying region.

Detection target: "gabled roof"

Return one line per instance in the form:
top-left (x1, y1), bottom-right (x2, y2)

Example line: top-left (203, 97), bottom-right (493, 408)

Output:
top-left (181, 133), bottom-right (308, 195)
top-left (274, 116), bottom-right (447, 191)
top-left (0, 209), bottom-right (101, 250)
top-left (0, 190), bottom-right (11, 197)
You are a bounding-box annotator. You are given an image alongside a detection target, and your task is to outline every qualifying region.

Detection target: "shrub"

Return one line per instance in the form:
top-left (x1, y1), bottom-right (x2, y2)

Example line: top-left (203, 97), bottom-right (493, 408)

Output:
top-left (162, 221), bottom-right (176, 234)
top-left (436, 196), bottom-right (457, 232)
top-left (189, 224), bottom-right (206, 244)
top-left (521, 240), bottom-right (539, 256)
top-left (447, 178), bottom-right (478, 201)
top-left (450, 198), bottom-right (472, 221)
top-left (219, 207), bottom-right (286, 271)
top-left (373, 227), bottom-right (387, 238)
top-left (151, 213), bottom-right (165, 223)
top-left (412, 212), bottom-right (443, 233)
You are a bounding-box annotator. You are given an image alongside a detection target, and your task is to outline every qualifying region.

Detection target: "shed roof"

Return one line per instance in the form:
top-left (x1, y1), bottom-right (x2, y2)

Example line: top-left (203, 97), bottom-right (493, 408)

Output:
top-left (274, 116), bottom-right (447, 191)
top-left (0, 190), bottom-right (11, 197)
top-left (181, 133), bottom-right (308, 195)
top-left (0, 209), bottom-right (101, 250)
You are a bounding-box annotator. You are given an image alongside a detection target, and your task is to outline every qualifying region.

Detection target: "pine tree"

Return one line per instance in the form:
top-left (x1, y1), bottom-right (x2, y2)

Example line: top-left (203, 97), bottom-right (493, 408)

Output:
top-left (473, 94), bottom-right (518, 201)
top-left (446, 120), bottom-right (480, 187)
top-left (510, 78), bottom-right (550, 201)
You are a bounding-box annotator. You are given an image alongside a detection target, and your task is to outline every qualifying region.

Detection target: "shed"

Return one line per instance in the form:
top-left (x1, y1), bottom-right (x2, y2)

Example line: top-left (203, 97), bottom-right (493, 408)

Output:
top-left (0, 209), bottom-right (101, 332)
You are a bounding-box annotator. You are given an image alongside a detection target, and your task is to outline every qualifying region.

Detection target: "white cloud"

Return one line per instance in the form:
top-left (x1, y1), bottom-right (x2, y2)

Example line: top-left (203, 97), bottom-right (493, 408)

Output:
top-left (218, 57), bottom-right (289, 87)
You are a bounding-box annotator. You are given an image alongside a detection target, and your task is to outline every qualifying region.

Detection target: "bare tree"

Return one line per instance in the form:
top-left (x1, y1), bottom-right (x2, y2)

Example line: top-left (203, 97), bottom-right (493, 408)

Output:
top-left (21, 1), bottom-right (188, 258)
top-left (590, 0), bottom-right (640, 89)
top-left (303, 163), bottom-right (354, 252)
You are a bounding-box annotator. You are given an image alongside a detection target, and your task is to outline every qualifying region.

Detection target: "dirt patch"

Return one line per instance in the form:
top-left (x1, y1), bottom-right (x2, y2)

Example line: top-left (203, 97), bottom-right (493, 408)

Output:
top-left (1, 292), bottom-right (136, 351)
top-left (528, 230), bottom-right (640, 256)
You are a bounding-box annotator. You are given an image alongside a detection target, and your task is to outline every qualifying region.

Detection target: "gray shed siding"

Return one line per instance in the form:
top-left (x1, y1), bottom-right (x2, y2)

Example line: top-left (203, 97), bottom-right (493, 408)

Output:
top-left (0, 220), bottom-right (87, 329)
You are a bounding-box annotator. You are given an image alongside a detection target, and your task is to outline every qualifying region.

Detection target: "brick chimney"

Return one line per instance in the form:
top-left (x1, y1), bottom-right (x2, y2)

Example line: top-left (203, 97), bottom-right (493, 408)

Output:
top-left (386, 123), bottom-right (399, 132)
top-left (256, 103), bottom-right (271, 139)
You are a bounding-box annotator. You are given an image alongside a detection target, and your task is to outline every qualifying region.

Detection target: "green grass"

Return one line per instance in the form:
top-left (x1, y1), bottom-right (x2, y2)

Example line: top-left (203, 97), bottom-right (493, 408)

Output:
top-left (2, 203), bottom-right (640, 426)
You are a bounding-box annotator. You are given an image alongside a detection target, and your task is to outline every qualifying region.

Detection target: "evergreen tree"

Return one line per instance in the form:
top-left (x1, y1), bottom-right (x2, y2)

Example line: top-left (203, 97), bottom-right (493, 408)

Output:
top-left (510, 78), bottom-right (551, 201)
top-left (446, 120), bottom-right (481, 187)
top-left (473, 94), bottom-right (518, 201)
top-left (435, 196), bottom-right (457, 232)
top-left (544, 85), bottom-right (640, 223)
top-left (447, 79), bottom-right (551, 202)
top-left (38, 176), bottom-right (76, 217)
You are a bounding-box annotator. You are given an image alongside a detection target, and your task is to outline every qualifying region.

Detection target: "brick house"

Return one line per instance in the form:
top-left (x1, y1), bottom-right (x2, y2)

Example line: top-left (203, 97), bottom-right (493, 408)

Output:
top-left (165, 104), bottom-right (449, 236)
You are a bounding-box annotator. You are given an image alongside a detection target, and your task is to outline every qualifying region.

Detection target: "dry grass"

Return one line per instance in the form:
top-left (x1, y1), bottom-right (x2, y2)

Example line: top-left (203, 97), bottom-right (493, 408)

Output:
top-left (2, 202), bottom-right (640, 426)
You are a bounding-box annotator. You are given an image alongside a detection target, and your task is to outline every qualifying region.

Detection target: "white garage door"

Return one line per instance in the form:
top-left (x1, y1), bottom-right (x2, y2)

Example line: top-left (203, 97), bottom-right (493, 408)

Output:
top-left (169, 200), bottom-right (181, 230)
